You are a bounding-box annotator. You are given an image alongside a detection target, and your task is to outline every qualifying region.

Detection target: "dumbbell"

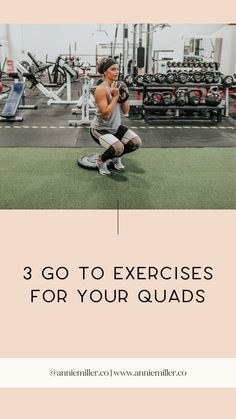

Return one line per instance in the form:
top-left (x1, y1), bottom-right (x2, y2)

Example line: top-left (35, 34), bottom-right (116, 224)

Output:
top-left (193, 71), bottom-right (204, 83)
top-left (143, 73), bottom-right (156, 83)
top-left (144, 92), bottom-right (153, 106)
top-left (152, 92), bottom-right (163, 105)
top-left (188, 89), bottom-right (202, 105)
top-left (134, 75), bottom-right (144, 85)
top-left (116, 81), bottom-right (129, 103)
top-left (222, 75), bottom-right (234, 87)
top-left (124, 74), bottom-right (134, 87)
top-left (204, 72), bottom-right (214, 84)
top-left (178, 71), bottom-right (189, 84)
top-left (176, 89), bottom-right (188, 105)
top-left (166, 72), bottom-right (176, 84)
top-left (154, 73), bottom-right (167, 84)
top-left (162, 91), bottom-right (175, 105)
top-left (205, 86), bottom-right (222, 106)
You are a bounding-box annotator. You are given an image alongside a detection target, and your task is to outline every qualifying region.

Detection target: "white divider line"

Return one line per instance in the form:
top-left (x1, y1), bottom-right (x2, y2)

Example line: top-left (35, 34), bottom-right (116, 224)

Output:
top-left (0, 125), bottom-right (235, 131)
top-left (0, 358), bottom-right (235, 388)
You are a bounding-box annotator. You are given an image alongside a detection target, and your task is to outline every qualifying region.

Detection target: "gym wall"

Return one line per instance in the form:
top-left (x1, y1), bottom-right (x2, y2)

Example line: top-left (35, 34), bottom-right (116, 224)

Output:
top-left (0, 24), bottom-right (235, 74)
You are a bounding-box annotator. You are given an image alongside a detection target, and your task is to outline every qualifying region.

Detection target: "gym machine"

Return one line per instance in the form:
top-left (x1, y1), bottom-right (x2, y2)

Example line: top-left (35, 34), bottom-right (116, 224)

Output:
top-left (16, 61), bottom-right (78, 106)
top-left (45, 54), bottom-right (79, 86)
top-left (68, 62), bottom-right (96, 126)
top-left (0, 73), bottom-right (38, 122)
top-left (27, 52), bottom-right (79, 104)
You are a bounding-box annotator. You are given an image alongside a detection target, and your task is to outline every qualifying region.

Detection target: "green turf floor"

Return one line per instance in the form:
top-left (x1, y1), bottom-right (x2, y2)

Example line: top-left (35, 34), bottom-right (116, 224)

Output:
top-left (0, 147), bottom-right (235, 209)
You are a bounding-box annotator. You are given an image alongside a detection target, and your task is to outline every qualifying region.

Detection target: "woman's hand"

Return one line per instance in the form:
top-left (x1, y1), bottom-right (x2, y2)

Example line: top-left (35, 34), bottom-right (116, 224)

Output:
top-left (110, 82), bottom-right (120, 99)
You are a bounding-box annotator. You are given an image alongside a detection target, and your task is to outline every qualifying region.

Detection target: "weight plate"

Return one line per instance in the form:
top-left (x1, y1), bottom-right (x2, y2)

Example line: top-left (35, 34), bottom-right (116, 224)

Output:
top-left (143, 73), bottom-right (155, 83)
top-left (78, 153), bottom-right (100, 169)
top-left (134, 75), bottom-right (144, 85)
top-left (223, 75), bottom-right (233, 87)
top-left (124, 75), bottom-right (134, 86)
top-left (178, 72), bottom-right (188, 84)
top-left (154, 73), bottom-right (166, 83)
top-left (78, 153), bottom-right (114, 170)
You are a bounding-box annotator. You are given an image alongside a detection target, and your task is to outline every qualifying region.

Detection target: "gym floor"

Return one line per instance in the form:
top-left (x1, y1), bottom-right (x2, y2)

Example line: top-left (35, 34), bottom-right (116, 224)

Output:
top-left (0, 80), bottom-right (236, 209)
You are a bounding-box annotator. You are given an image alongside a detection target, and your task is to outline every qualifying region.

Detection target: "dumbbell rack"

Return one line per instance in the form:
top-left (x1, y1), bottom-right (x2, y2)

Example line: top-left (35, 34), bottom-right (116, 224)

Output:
top-left (142, 83), bottom-right (229, 123)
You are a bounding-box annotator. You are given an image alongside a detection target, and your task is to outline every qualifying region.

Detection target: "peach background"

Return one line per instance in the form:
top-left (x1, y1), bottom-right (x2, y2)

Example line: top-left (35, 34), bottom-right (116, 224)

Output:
top-left (0, 210), bottom-right (235, 357)
top-left (0, 0), bottom-right (235, 23)
top-left (0, 2), bottom-right (235, 414)
top-left (0, 388), bottom-right (236, 418)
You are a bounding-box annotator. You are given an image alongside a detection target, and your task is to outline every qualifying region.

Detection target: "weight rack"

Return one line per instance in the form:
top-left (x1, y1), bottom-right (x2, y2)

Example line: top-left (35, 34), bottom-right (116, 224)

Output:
top-left (141, 82), bottom-right (230, 123)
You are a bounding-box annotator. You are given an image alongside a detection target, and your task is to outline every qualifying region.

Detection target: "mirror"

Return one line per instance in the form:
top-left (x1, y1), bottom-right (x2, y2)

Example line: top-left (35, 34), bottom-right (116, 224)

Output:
top-left (184, 37), bottom-right (223, 63)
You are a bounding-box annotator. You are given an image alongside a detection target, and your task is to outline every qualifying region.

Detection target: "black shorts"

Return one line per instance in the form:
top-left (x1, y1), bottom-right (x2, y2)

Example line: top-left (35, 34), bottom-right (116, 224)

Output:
top-left (90, 125), bottom-right (136, 148)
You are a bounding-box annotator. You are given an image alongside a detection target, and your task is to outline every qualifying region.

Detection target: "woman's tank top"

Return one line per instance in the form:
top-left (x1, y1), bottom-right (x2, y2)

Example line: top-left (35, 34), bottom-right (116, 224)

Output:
top-left (91, 81), bottom-right (121, 133)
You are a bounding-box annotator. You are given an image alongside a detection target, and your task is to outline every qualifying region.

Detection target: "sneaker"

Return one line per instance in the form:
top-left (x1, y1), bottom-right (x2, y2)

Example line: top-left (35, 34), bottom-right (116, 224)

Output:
top-left (112, 157), bottom-right (125, 171)
top-left (96, 158), bottom-right (111, 176)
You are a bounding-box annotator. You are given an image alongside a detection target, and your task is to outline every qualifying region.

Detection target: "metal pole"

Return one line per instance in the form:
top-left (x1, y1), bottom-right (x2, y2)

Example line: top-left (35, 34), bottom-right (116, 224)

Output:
top-left (113, 24), bottom-right (119, 58)
top-left (153, 50), bottom-right (158, 73)
top-left (66, 71), bottom-right (71, 101)
top-left (74, 41), bottom-right (77, 61)
top-left (95, 44), bottom-right (98, 72)
top-left (138, 24), bottom-right (144, 75)
top-left (147, 24), bottom-right (153, 73)
top-left (145, 24), bottom-right (150, 73)
top-left (5, 24), bottom-right (14, 60)
top-left (123, 24), bottom-right (128, 77)
top-left (131, 24), bottom-right (137, 75)
top-left (145, 24), bottom-right (154, 73)
top-left (138, 23), bottom-right (142, 47)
